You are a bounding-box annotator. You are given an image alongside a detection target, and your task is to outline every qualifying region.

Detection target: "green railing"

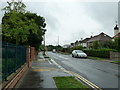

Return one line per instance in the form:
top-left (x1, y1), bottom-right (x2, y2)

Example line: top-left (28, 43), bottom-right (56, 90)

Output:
top-left (2, 42), bottom-right (26, 82)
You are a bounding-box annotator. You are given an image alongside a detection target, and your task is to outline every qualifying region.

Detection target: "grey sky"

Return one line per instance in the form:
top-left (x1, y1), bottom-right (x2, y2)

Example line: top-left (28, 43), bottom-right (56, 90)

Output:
top-left (1, 0), bottom-right (119, 46)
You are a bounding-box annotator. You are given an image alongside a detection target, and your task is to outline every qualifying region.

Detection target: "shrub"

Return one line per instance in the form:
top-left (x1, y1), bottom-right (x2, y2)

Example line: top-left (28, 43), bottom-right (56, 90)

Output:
top-left (83, 49), bottom-right (117, 58)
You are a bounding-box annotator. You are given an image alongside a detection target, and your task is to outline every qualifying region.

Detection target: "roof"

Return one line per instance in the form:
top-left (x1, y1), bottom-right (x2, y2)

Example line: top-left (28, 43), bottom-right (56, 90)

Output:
top-left (114, 24), bottom-right (119, 30)
top-left (113, 32), bottom-right (120, 38)
top-left (75, 40), bottom-right (79, 44)
top-left (81, 38), bottom-right (91, 43)
top-left (87, 32), bottom-right (112, 43)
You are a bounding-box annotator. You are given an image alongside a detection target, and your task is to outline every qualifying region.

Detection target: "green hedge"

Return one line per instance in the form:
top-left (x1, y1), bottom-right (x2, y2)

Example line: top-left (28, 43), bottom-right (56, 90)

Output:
top-left (83, 49), bottom-right (117, 58)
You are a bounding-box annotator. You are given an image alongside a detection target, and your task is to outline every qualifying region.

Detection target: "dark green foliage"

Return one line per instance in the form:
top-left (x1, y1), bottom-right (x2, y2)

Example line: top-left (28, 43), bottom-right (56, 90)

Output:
top-left (72, 45), bottom-right (83, 50)
top-left (2, 0), bottom-right (46, 50)
top-left (100, 40), bottom-right (114, 49)
top-left (24, 12), bottom-right (46, 50)
top-left (2, 1), bottom-right (26, 13)
top-left (62, 48), bottom-right (72, 53)
top-left (46, 45), bottom-right (55, 51)
top-left (114, 38), bottom-right (120, 52)
top-left (83, 49), bottom-right (117, 58)
top-left (92, 41), bottom-right (100, 49)
top-left (55, 45), bottom-right (63, 51)
top-left (39, 45), bottom-right (45, 51)
top-left (46, 45), bottom-right (63, 52)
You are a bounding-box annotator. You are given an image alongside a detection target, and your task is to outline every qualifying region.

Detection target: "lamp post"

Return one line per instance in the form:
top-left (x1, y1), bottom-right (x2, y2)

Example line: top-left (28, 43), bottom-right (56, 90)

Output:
top-left (43, 34), bottom-right (45, 55)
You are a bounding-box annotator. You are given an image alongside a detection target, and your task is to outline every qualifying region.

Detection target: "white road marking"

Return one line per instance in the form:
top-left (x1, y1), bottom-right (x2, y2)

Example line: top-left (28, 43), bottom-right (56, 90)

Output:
top-left (48, 60), bottom-right (52, 64)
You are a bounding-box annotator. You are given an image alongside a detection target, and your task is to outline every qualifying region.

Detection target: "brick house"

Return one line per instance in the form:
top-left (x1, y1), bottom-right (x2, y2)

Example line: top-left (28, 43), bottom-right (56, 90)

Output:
top-left (87, 32), bottom-right (112, 47)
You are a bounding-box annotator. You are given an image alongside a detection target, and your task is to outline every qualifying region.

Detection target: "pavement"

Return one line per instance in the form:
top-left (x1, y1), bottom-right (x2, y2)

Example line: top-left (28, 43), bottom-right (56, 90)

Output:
top-left (15, 53), bottom-right (71, 88)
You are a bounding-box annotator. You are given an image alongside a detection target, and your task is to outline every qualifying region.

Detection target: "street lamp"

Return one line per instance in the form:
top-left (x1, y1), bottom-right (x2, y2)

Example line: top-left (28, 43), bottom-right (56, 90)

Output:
top-left (43, 34), bottom-right (46, 55)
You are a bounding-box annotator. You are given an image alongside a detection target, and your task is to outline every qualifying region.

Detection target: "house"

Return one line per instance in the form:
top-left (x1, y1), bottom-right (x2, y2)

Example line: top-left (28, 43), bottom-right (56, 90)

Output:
top-left (70, 40), bottom-right (80, 48)
top-left (74, 40), bottom-right (80, 46)
top-left (62, 44), bottom-right (70, 48)
top-left (87, 32), bottom-right (112, 47)
top-left (113, 32), bottom-right (120, 38)
top-left (80, 37), bottom-right (91, 48)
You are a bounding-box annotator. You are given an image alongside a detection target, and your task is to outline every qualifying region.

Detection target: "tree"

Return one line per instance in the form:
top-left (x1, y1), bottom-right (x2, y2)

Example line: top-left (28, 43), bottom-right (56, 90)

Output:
top-left (46, 45), bottom-right (55, 51)
top-left (74, 45), bottom-right (83, 50)
top-left (2, 0), bottom-right (46, 50)
top-left (24, 12), bottom-right (46, 50)
top-left (92, 41), bottom-right (99, 49)
top-left (2, 11), bottom-right (38, 44)
top-left (2, 0), bottom-right (26, 13)
top-left (114, 38), bottom-right (120, 52)
top-left (100, 40), bottom-right (114, 49)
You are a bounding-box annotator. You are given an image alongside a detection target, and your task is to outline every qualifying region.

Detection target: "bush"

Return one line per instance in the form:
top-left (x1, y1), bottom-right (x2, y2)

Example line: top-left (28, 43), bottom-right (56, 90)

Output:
top-left (83, 49), bottom-right (117, 58)
top-left (114, 38), bottom-right (120, 52)
top-left (73, 45), bottom-right (83, 50)
top-left (62, 48), bottom-right (72, 53)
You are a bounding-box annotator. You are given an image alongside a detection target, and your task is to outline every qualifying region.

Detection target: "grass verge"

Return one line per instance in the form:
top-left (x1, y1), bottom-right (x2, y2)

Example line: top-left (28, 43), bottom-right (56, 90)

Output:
top-left (87, 56), bottom-right (102, 60)
top-left (87, 56), bottom-right (120, 64)
top-left (53, 76), bottom-right (88, 88)
top-left (109, 60), bottom-right (120, 64)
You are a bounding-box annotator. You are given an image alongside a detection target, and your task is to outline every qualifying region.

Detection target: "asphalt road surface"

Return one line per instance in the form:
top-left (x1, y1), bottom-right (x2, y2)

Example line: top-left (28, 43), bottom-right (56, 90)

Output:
top-left (46, 52), bottom-right (120, 89)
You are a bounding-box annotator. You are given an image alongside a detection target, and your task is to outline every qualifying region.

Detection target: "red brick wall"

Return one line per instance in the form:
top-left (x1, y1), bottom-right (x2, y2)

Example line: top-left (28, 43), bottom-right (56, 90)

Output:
top-left (110, 51), bottom-right (120, 60)
top-left (30, 47), bottom-right (37, 61)
top-left (26, 46), bottom-right (37, 67)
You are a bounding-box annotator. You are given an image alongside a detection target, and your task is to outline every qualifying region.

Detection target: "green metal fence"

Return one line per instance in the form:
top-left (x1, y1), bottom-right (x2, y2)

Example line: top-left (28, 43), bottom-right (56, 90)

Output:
top-left (2, 42), bottom-right (26, 81)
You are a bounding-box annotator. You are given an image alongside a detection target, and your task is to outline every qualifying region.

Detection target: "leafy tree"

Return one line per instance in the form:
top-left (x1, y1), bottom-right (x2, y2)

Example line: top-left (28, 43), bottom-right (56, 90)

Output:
top-left (74, 45), bottom-right (83, 50)
top-left (2, 0), bottom-right (46, 50)
top-left (24, 12), bottom-right (46, 50)
top-left (2, 0), bottom-right (26, 13)
top-left (100, 40), bottom-right (114, 49)
top-left (46, 45), bottom-right (55, 51)
top-left (92, 41), bottom-right (99, 49)
top-left (114, 38), bottom-right (120, 52)
top-left (55, 45), bottom-right (63, 51)
top-left (2, 11), bottom-right (38, 44)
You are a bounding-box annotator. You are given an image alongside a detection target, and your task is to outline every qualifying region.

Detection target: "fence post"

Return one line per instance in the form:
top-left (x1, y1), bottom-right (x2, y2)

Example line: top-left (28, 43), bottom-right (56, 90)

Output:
top-left (26, 46), bottom-right (30, 68)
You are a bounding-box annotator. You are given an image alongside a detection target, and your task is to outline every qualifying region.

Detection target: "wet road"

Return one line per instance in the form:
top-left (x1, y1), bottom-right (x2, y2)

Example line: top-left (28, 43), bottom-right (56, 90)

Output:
top-left (46, 52), bottom-right (120, 89)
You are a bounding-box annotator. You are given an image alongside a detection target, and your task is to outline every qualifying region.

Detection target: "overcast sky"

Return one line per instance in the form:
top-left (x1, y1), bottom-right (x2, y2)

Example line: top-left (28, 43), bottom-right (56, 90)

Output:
top-left (1, 0), bottom-right (119, 46)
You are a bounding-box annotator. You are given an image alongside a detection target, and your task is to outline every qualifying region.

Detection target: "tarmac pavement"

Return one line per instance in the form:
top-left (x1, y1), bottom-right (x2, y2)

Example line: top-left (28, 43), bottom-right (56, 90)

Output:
top-left (15, 53), bottom-right (71, 88)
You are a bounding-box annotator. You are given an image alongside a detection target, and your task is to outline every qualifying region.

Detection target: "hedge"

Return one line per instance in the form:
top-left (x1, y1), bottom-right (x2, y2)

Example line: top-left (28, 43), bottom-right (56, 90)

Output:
top-left (83, 49), bottom-right (117, 58)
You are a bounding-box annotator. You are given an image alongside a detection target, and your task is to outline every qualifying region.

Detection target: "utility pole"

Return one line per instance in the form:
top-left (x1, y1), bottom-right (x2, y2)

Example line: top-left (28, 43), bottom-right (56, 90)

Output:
top-left (43, 34), bottom-right (45, 55)
top-left (58, 36), bottom-right (59, 46)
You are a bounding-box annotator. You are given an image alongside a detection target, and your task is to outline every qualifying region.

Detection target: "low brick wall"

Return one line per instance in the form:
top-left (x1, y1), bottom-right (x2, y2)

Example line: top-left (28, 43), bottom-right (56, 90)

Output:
top-left (2, 46), bottom-right (37, 89)
top-left (2, 64), bottom-right (28, 89)
top-left (110, 51), bottom-right (120, 60)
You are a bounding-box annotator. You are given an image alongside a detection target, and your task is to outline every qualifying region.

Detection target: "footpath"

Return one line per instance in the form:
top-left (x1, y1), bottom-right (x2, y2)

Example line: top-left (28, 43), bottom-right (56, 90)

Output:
top-left (15, 53), bottom-right (71, 88)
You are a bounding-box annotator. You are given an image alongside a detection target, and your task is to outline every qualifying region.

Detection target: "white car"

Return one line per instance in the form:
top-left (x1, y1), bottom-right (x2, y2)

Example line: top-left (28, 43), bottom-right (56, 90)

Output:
top-left (52, 49), bottom-right (56, 53)
top-left (72, 50), bottom-right (87, 58)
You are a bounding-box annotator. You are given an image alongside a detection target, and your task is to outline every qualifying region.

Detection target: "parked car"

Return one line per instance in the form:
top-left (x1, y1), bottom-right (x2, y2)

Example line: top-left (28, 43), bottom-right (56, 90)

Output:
top-left (52, 49), bottom-right (56, 53)
top-left (72, 50), bottom-right (87, 58)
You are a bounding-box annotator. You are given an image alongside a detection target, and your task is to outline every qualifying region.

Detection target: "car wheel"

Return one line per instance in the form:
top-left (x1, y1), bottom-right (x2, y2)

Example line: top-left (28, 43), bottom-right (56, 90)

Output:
top-left (77, 54), bottom-right (78, 57)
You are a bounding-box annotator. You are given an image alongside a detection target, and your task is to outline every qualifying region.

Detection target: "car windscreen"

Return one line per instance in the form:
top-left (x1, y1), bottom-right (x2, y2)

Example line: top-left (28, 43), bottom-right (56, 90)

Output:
top-left (76, 50), bottom-right (83, 53)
